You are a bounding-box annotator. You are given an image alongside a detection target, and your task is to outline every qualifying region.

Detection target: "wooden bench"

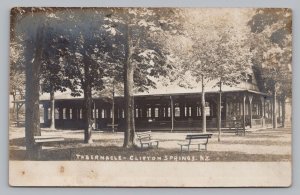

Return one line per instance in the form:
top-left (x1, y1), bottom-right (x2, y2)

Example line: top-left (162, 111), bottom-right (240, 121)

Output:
top-left (178, 133), bottom-right (213, 152)
top-left (136, 131), bottom-right (159, 149)
top-left (34, 135), bottom-right (65, 148)
top-left (13, 120), bottom-right (25, 127)
top-left (107, 124), bottom-right (118, 132)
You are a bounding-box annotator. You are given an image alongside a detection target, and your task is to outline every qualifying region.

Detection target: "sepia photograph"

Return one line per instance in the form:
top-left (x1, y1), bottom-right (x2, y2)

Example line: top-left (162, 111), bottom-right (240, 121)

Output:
top-left (8, 7), bottom-right (292, 187)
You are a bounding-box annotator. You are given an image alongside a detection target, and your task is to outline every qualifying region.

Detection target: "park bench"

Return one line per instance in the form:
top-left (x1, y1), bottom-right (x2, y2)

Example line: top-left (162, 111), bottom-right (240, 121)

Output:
top-left (12, 120), bottom-right (25, 127)
top-left (107, 124), bottom-right (118, 132)
top-left (178, 133), bottom-right (213, 152)
top-left (136, 131), bottom-right (159, 149)
top-left (34, 135), bottom-right (65, 148)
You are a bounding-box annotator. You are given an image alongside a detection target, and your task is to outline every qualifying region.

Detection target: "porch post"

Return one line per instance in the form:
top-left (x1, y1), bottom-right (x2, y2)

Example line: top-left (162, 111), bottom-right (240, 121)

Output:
top-left (260, 96), bottom-right (265, 127)
top-left (272, 89), bottom-right (278, 129)
top-left (77, 108), bottom-right (81, 119)
top-left (239, 102), bottom-right (242, 116)
top-left (73, 107), bottom-right (77, 120)
top-left (107, 107), bottom-right (111, 119)
top-left (93, 101), bottom-right (96, 119)
top-left (59, 107), bottom-right (63, 120)
top-left (151, 106), bottom-right (155, 118)
top-left (180, 99), bottom-right (185, 118)
top-left (165, 105), bottom-right (169, 118)
top-left (225, 97), bottom-right (229, 121)
top-left (278, 100), bottom-right (281, 126)
top-left (242, 93), bottom-right (246, 131)
top-left (93, 101), bottom-right (98, 130)
top-left (66, 107), bottom-right (70, 119)
top-left (248, 95), bottom-right (253, 128)
top-left (264, 98), bottom-right (266, 118)
top-left (191, 104), bottom-right (196, 118)
top-left (43, 105), bottom-right (48, 124)
top-left (170, 96), bottom-right (174, 132)
top-left (16, 103), bottom-right (19, 122)
top-left (270, 98), bottom-right (274, 127)
top-left (143, 105), bottom-right (147, 118)
top-left (158, 105), bottom-right (163, 119)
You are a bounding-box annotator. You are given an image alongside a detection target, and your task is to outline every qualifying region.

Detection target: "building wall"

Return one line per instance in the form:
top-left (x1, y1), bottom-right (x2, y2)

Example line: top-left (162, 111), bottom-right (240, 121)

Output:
top-left (40, 91), bottom-right (270, 131)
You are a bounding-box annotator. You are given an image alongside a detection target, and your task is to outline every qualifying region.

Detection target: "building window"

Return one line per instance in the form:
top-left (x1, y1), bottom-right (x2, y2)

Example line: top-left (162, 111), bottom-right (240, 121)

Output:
top-left (197, 106), bottom-right (201, 116)
top-left (139, 108), bottom-right (142, 118)
top-left (185, 106), bottom-right (192, 117)
top-left (147, 108), bottom-right (151, 118)
top-left (70, 109), bottom-right (73, 119)
top-left (55, 109), bottom-right (59, 119)
top-left (108, 108), bottom-right (111, 118)
top-left (155, 108), bottom-right (159, 118)
top-left (245, 104), bottom-right (249, 115)
top-left (175, 107), bottom-right (180, 117)
top-left (63, 108), bottom-right (66, 119)
top-left (79, 109), bottom-right (83, 119)
top-left (205, 106), bottom-right (210, 116)
top-left (135, 108), bottom-right (139, 118)
top-left (48, 109), bottom-right (51, 120)
top-left (101, 109), bottom-right (105, 118)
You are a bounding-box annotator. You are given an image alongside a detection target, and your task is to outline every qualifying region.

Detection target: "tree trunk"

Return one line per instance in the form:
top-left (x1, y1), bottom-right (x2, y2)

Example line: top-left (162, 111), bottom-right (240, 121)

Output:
top-left (12, 92), bottom-right (16, 115)
top-left (93, 101), bottom-right (97, 129)
top-left (83, 83), bottom-right (93, 144)
top-left (281, 95), bottom-right (286, 128)
top-left (25, 25), bottom-right (44, 160)
top-left (83, 58), bottom-right (93, 144)
top-left (170, 96), bottom-right (174, 132)
top-left (123, 23), bottom-right (135, 148)
top-left (273, 84), bottom-right (278, 129)
top-left (201, 75), bottom-right (206, 133)
top-left (49, 90), bottom-right (55, 129)
top-left (112, 82), bottom-right (115, 132)
top-left (217, 82), bottom-right (222, 142)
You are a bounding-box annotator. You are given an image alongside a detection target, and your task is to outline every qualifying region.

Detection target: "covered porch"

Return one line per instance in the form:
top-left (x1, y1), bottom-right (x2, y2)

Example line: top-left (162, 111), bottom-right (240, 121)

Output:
top-left (38, 90), bottom-right (273, 131)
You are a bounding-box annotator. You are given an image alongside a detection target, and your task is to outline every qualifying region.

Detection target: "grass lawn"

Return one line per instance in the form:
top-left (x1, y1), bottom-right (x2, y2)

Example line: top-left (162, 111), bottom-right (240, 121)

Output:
top-left (9, 126), bottom-right (291, 162)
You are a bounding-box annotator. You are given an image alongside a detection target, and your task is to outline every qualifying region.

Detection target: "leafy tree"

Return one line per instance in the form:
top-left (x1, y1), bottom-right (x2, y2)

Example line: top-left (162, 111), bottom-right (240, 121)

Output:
top-left (10, 10), bottom-right (26, 114)
top-left (169, 9), bottom-right (251, 135)
top-left (93, 63), bottom-right (124, 132)
top-left (11, 7), bottom-right (46, 159)
top-left (40, 25), bottom-right (69, 129)
top-left (9, 61), bottom-right (25, 108)
top-left (59, 10), bottom-right (114, 143)
top-left (102, 8), bottom-right (182, 147)
top-left (248, 8), bottom-right (292, 128)
top-left (11, 7), bottom-right (70, 158)
top-left (211, 30), bottom-right (252, 141)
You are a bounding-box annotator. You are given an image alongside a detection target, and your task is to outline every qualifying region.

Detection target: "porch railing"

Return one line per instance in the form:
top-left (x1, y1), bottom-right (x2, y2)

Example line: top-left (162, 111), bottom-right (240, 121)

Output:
top-left (251, 118), bottom-right (263, 127)
top-left (265, 118), bottom-right (272, 125)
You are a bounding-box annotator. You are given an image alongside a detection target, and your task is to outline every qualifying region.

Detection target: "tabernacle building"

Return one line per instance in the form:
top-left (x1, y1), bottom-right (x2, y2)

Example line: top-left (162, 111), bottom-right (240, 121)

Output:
top-left (35, 72), bottom-right (280, 132)
top-left (11, 64), bottom-right (290, 132)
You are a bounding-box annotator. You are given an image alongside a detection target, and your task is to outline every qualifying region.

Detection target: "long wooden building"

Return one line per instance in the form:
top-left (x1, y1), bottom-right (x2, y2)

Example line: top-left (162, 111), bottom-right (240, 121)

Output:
top-left (36, 75), bottom-right (278, 132)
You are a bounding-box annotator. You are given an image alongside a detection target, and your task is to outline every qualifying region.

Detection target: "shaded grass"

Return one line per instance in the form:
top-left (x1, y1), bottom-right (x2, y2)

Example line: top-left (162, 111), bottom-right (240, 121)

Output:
top-left (9, 127), bottom-right (291, 162)
top-left (10, 145), bottom-right (291, 162)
